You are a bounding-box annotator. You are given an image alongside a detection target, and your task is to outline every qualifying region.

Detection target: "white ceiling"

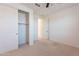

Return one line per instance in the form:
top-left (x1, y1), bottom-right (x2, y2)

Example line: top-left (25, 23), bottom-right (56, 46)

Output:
top-left (22, 3), bottom-right (79, 16)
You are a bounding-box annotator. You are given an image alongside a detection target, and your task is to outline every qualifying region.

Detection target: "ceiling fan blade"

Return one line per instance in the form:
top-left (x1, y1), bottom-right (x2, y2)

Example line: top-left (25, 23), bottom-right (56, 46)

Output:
top-left (46, 3), bottom-right (49, 8)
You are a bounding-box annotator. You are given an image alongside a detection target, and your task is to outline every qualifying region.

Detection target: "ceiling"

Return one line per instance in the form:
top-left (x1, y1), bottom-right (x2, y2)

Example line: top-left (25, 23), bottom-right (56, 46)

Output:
top-left (22, 3), bottom-right (79, 16)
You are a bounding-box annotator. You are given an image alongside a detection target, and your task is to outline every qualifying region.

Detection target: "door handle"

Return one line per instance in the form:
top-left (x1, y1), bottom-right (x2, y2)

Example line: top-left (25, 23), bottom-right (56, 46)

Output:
top-left (16, 33), bottom-right (18, 35)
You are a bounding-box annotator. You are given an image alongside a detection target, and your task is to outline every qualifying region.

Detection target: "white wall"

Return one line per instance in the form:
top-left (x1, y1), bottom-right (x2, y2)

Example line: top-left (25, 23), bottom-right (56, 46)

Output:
top-left (33, 14), bottom-right (46, 41)
top-left (38, 16), bottom-right (45, 39)
top-left (0, 4), bottom-right (18, 53)
top-left (49, 5), bottom-right (79, 48)
top-left (34, 14), bottom-right (38, 41)
top-left (43, 17), bottom-right (49, 39)
top-left (0, 4), bottom-right (35, 53)
top-left (33, 14), bottom-right (46, 40)
top-left (5, 3), bottom-right (35, 45)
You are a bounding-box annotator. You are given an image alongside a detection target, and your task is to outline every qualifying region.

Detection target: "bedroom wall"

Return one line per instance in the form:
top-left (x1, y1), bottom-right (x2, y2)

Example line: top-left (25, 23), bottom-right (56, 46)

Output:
top-left (34, 14), bottom-right (38, 41)
top-left (49, 5), bottom-right (79, 48)
top-left (38, 16), bottom-right (45, 39)
top-left (0, 4), bottom-right (18, 53)
top-left (0, 4), bottom-right (35, 53)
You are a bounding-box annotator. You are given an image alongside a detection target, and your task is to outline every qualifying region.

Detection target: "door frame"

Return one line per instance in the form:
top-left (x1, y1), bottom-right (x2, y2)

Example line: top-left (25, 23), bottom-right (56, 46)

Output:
top-left (18, 10), bottom-right (29, 47)
top-left (48, 18), bottom-right (50, 40)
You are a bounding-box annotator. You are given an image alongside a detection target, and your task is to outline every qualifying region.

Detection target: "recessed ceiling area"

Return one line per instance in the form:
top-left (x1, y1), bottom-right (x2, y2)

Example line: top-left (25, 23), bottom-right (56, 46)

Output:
top-left (22, 3), bottom-right (79, 16)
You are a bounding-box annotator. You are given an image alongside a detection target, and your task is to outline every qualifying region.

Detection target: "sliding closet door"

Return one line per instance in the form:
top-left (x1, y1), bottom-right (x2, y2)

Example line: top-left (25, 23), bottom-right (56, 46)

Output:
top-left (18, 11), bottom-right (27, 46)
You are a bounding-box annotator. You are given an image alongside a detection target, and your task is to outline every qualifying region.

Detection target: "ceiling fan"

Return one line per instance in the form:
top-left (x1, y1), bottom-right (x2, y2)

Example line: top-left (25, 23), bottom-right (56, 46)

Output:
top-left (35, 3), bottom-right (50, 8)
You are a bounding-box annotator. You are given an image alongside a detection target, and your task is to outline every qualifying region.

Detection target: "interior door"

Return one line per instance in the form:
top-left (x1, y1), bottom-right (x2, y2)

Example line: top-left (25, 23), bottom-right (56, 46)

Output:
top-left (18, 11), bottom-right (27, 46)
top-left (44, 18), bottom-right (49, 40)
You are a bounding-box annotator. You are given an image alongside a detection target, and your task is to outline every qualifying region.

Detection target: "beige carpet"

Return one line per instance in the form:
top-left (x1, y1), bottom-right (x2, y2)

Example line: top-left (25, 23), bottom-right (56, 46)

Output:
top-left (1, 39), bottom-right (79, 56)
